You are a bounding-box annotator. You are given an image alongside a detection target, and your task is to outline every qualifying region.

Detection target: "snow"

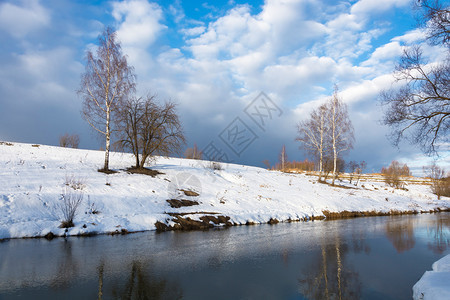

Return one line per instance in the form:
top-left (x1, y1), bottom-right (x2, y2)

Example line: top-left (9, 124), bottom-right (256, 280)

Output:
top-left (0, 141), bottom-right (449, 240)
top-left (413, 255), bottom-right (450, 300)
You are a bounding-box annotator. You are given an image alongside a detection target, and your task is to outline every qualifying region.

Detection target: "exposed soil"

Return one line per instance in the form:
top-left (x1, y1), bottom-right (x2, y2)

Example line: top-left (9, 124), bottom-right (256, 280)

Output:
top-left (98, 168), bottom-right (119, 174)
top-left (155, 214), bottom-right (232, 232)
top-left (126, 167), bottom-right (164, 177)
top-left (166, 199), bottom-right (200, 208)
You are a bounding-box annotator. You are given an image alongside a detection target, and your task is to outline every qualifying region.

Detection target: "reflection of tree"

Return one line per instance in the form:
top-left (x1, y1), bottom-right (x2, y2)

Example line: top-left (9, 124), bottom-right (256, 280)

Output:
top-left (112, 260), bottom-right (182, 300)
top-left (427, 215), bottom-right (450, 254)
top-left (385, 219), bottom-right (415, 253)
top-left (50, 240), bottom-right (78, 289)
top-left (299, 235), bottom-right (361, 300)
top-left (98, 262), bottom-right (104, 300)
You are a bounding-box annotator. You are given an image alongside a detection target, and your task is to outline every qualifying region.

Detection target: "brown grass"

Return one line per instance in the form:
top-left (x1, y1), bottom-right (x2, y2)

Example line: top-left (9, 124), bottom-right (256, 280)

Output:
top-left (180, 189), bottom-right (199, 197)
top-left (126, 167), bottom-right (163, 177)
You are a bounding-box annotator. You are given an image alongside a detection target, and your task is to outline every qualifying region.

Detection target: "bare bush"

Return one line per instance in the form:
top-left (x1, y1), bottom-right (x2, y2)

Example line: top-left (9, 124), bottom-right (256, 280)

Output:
top-left (274, 158), bottom-right (315, 172)
top-left (64, 174), bottom-right (86, 190)
top-left (209, 161), bottom-right (223, 171)
top-left (59, 176), bottom-right (85, 228)
top-left (185, 143), bottom-right (202, 159)
top-left (382, 161), bottom-right (410, 189)
top-left (424, 164), bottom-right (450, 199)
top-left (60, 134), bottom-right (80, 148)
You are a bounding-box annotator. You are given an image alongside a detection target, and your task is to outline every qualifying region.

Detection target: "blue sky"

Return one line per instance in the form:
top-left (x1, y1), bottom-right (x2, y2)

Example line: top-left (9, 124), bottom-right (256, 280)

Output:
top-left (0, 0), bottom-right (448, 174)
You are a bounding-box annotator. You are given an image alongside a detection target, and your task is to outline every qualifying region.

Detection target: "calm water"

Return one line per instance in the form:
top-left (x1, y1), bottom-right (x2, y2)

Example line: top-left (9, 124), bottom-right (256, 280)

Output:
top-left (0, 213), bottom-right (449, 299)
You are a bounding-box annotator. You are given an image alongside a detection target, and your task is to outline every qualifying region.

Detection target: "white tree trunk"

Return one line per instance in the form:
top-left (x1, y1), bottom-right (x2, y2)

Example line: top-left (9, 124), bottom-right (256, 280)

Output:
top-left (104, 108), bottom-right (111, 170)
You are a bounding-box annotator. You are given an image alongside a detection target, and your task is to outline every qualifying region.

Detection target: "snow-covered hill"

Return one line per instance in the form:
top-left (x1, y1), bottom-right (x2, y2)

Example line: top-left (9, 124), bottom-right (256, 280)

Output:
top-left (1, 142), bottom-right (449, 239)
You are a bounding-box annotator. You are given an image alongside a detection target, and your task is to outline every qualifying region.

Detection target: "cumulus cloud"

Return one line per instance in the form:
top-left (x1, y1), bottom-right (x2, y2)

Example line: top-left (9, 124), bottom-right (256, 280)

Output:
top-left (3, 0), bottom-right (448, 171)
top-left (0, 0), bottom-right (50, 38)
top-left (112, 0), bottom-right (166, 48)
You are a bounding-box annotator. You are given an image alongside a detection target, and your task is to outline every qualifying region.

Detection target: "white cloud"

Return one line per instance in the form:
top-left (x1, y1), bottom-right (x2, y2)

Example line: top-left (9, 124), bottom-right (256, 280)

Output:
top-left (392, 28), bottom-right (426, 44)
top-left (0, 0), bottom-right (50, 38)
top-left (351, 0), bottom-right (410, 15)
top-left (181, 26), bottom-right (206, 37)
top-left (112, 0), bottom-right (166, 48)
top-left (361, 41), bottom-right (403, 68)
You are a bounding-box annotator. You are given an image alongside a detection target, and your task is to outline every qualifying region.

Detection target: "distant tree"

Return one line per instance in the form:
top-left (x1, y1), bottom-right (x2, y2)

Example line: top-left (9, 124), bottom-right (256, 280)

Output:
top-left (262, 159), bottom-right (271, 169)
top-left (117, 96), bottom-right (186, 169)
top-left (59, 133), bottom-right (80, 148)
top-left (381, 160), bottom-right (410, 189)
top-left (381, 0), bottom-right (450, 154)
top-left (355, 161), bottom-right (366, 186)
top-left (424, 163), bottom-right (450, 199)
top-left (296, 104), bottom-right (329, 181)
top-left (79, 27), bottom-right (136, 171)
top-left (326, 87), bottom-right (354, 185)
top-left (185, 143), bottom-right (202, 160)
top-left (279, 145), bottom-right (288, 171)
top-left (348, 161), bottom-right (359, 184)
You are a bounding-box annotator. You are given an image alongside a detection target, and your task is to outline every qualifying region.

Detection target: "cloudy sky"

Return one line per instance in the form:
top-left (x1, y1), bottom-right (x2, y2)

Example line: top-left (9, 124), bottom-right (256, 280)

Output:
top-left (0, 0), bottom-right (448, 174)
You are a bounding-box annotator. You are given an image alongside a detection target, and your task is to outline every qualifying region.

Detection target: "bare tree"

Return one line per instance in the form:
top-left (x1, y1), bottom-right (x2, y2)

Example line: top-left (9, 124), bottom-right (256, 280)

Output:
top-left (117, 96), bottom-right (186, 169)
top-left (416, 0), bottom-right (450, 47)
top-left (355, 161), bottom-right (366, 186)
top-left (79, 27), bottom-right (135, 171)
top-left (424, 163), bottom-right (450, 199)
top-left (296, 104), bottom-right (329, 182)
top-left (279, 144), bottom-right (288, 171)
top-left (60, 133), bottom-right (80, 148)
top-left (381, 1), bottom-right (450, 154)
top-left (347, 161), bottom-right (359, 184)
top-left (185, 143), bottom-right (202, 160)
top-left (381, 160), bottom-right (410, 189)
top-left (326, 88), bottom-right (354, 185)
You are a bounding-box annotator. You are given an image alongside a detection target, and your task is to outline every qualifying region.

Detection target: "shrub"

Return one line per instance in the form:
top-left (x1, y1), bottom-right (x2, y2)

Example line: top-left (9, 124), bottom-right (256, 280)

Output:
top-left (381, 160), bottom-right (410, 189)
top-left (59, 176), bottom-right (85, 228)
top-left (59, 133), bottom-right (80, 148)
top-left (209, 161), bottom-right (223, 171)
top-left (424, 164), bottom-right (450, 199)
top-left (184, 143), bottom-right (202, 159)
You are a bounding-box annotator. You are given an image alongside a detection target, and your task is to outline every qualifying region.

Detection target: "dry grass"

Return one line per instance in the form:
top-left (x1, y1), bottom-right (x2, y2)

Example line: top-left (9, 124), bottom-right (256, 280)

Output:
top-left (126, 167), bottom-right (164, 177)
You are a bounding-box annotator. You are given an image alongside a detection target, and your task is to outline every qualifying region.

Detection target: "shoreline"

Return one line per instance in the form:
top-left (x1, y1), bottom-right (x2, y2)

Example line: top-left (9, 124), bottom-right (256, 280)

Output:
top-left (1, 208), bottom-right (448, 242)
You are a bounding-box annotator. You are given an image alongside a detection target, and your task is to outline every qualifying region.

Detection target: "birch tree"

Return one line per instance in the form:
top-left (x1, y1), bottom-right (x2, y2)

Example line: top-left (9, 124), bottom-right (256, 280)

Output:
top-left (326, 89), bottom-right (354, 185)
top-left (279, 144), bottom-right (288, 171)
top-left (79, 27), bottom-right (135, 171)
top-left (296, 104), bottom-right (328, 182)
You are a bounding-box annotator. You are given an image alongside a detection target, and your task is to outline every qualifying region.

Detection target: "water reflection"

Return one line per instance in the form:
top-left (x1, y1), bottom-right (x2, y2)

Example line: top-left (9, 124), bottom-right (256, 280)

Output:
top-left (299, 229), bottom-right (362, 299)
top-left (110, 261), bottom-right (182, 300)
top-left (385, 218), bottom-right (415, 253)
top-left (0, 213), bottom-right (448, 299)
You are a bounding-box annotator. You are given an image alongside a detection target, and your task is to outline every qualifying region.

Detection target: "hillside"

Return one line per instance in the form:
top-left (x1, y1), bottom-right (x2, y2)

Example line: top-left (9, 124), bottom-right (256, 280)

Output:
top-left (0, 142), bottom-right (449, 239)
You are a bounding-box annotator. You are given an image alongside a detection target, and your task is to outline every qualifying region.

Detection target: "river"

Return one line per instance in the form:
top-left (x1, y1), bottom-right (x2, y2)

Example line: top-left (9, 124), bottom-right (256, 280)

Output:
top-left (0, 213), bottom-right (449, 299)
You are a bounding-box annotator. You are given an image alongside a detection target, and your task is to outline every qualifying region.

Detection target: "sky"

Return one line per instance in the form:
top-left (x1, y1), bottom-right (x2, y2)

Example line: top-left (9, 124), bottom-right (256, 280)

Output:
top-left (0, 0), bottom-right (448, 175)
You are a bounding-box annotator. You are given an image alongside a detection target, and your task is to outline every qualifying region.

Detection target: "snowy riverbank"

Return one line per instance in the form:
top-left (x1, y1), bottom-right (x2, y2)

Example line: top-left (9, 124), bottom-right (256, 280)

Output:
top-left (1, 142), bottom-right (449, 239)
top-left (413, 254), bottom-right (450, 300)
